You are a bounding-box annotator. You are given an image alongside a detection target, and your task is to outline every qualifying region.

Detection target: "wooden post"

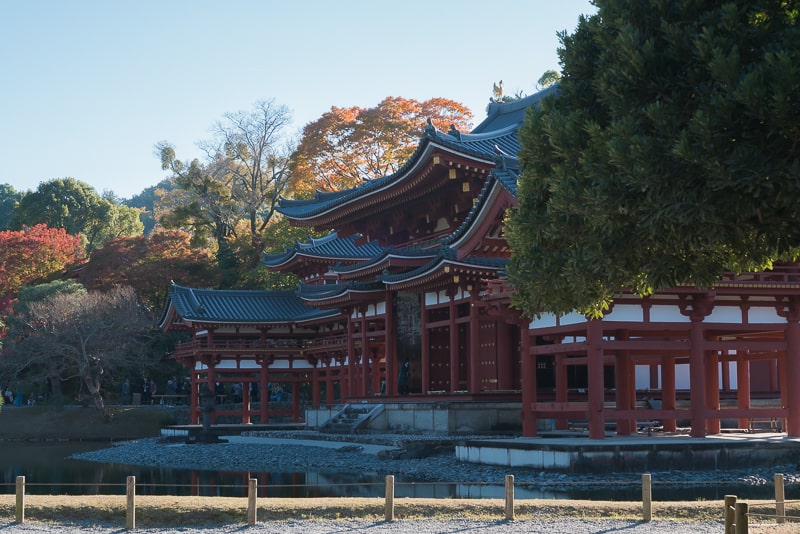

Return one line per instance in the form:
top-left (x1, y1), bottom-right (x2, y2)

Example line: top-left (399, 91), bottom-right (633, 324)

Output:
top-left (775, 473), bottom-right (785, 524)
top-left (642, 473), bottom-right (652, 522)
top-left (247, 478), bottom-right (257, 526)
top-left (385, 475), bottom-right (395, 521)
top-left (504, 474), bottom-right (515, 520)
top-left (126, 475), bottom-right (136, 530)
top-left (15, 476), bottom-right (24, 524)
top-left (735, 501), bottom-right (748, 534)
top-left (724, 495), bottom-right (737, 534)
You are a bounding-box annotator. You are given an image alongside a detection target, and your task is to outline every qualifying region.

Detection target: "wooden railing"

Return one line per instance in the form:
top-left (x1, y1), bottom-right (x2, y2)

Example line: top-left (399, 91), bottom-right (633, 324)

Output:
top-left (7, 472), bottom-right (799, 531)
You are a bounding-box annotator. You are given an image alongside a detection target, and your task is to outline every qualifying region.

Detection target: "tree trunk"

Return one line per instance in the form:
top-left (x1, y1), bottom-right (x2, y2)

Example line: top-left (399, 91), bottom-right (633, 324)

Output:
top-left (49, 376), bottom-right (64, 406)
top-left (83, 374), bottom-right (105, 411)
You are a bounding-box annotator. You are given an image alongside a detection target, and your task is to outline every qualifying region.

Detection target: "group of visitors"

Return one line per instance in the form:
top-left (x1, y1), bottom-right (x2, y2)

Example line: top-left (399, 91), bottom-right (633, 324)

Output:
top-left (2, 386), bottom-right (36, 406)
top-left (120, 376), bottom-right (190, 405)
top-left (210, 382), bottom-right (285, 403)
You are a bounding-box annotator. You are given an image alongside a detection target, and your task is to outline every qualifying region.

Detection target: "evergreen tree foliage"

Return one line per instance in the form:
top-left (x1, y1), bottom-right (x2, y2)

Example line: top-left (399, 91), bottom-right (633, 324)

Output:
top-left (507, 0), bottom-right (800, 318)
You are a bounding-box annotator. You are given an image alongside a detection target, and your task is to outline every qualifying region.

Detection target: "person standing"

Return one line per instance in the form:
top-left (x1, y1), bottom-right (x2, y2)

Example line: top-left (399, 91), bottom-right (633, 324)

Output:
top-left (121, 379), bottom-right (131, 404)
top-left (398, 359), bottom-right (410, 396)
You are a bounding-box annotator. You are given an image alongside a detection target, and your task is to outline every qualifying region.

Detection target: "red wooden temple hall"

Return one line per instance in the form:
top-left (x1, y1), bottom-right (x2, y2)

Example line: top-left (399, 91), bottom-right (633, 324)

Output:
top-left (160, 87), bottom-right (800, 438)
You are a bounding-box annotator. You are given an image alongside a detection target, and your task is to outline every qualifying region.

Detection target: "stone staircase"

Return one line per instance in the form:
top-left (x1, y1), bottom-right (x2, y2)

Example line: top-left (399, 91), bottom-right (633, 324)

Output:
top-left (322, 404), bottom-right (383, 434)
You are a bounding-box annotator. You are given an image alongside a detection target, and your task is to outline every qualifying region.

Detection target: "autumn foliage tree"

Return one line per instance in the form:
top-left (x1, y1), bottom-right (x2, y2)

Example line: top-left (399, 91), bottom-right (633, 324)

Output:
top-left (78, 230), bottom-right (217, 310)
top-left (291, 96), bottom-right (473, 196)
top-left (0, 224), bottom-right (85, 309)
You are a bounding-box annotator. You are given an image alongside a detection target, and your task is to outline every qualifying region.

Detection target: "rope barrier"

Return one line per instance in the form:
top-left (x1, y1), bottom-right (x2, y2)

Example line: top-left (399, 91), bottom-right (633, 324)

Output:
top-left (7, 480), bottom-right (800, 494)
top-left (2, 477), bottom-right (796, 490)
top-left (747, 512), bottom-right (800, 521)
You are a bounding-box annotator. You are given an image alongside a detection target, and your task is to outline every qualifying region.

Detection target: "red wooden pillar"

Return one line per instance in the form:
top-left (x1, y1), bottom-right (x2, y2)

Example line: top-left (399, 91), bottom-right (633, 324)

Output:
top-left (662, 355), bottom-right (677, 432)
top-left (615, 350), bottom-right (633, 436)
top-left (587, 319), bottom-right (605, 439)
top-left (190, 371), bottom-right (200, 424)
top-left (628, 356), bottom-right (637, 427)
top-left (360, 311), bottom-right (369, 396)
top-left (311, 367), bottom-right (320, 407)
top-left (372, 351), bottom-right (382, 397)
top-left (721, 358), bottom-right (731, 391)
top-left (469, 300), bottom-right (481, 393)
top-left (783, 298), bottom-right (800, 436)
top-left (421, 299), bottom-right (430, 395)
top-left (346, 314), bottom-right (355, 398)
top-left (770, 359), bottom-right (780, 393)
top-left (385, 291), bottom-right (397, 396)
top-left (689, 316), bottom-right (707, 438)
top-left (242, 378), bottom-right (251, 424)
top-left (780, 352), bottom-right (788, 423)
top-left (207, 362), bottom-right (218, 425)
top-left (449, 295), bottom-right (459, 392)
top-left (736, 352), bottom-right (751, 430)
top-left (555, 354), bottom-right (568, 430)
top-left (326, 365), bottom-right (335, 405)
top-left (705, 351), bottom-right (721, 434)
top-left (496, 321), bottom-right (512, 390)
top-left (260, 366), bottom-right (269, 424)
top-left (292, 380), bottom-right (300, 422)
top-left (521, 322), bottom-right (537, 436)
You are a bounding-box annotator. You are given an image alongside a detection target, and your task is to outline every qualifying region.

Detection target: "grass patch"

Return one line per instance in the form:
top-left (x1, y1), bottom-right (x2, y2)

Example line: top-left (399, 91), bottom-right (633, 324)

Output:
top-left (0, 405), bottom-right (183, 441)
top-left (0, 494), bottom-right (785, 528)
top-left (2, 495), bottom-right (800, 530)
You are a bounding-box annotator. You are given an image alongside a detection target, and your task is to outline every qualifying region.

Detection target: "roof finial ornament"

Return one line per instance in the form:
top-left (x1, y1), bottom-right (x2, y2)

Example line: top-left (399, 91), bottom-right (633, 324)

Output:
top-left (424, 117), bottom-right (436, 137)
top-left (492, 80), bottom-right (504, 102)
top-left (448, 124), bottom-right (462, 140)
top-left (494, 144), bottom-right (508, 170)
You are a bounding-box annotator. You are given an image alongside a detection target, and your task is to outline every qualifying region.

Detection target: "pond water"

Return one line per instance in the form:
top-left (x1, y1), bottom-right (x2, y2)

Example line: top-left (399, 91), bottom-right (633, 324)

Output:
top-left (0, 441), bottom-right (783, 501)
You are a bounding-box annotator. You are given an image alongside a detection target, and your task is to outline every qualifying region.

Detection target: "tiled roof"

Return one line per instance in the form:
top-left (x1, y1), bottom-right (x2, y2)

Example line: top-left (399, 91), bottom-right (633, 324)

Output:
top-left (166, 283), bottom-right (336, 324)
top-left (493, 168), bottom-right (520, 197)
top-left (296, 280), bottom-right (385, 303)
top-left (276, 121), bottom-right (521, 222)
top-left (262, 232), bottom-right (386, 266)
top-left (471, 85), bottom-right (559, 134)
top-left (379, 253), bottom-right (508, 285)
top-left (275, 86), bottom-right (557, 223)
top-left (331, 246), bottom-right (440, 274)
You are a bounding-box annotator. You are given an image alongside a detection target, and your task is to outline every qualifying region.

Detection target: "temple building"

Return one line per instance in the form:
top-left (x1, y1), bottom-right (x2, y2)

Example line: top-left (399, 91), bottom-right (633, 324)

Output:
top-left (160, 87), bottom-right (800, 439)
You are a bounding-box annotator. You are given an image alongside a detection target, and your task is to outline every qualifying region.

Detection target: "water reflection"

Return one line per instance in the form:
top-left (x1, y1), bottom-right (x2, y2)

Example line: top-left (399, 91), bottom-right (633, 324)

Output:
top-left (0, 442), bottom-right (779, 500)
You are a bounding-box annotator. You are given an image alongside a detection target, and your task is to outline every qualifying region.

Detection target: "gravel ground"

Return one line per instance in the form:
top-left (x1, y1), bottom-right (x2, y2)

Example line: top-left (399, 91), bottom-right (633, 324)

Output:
top-left (71, 430), bottom-right (800, 494)
top-left (0, 518), bottom-right (724, 533)
top-left (52, 431), bottom-right (791, 532)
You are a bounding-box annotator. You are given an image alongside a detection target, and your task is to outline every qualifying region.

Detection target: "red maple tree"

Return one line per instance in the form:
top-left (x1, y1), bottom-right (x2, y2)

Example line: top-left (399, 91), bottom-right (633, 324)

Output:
top-left (0, 224), bottom-right (85, 311)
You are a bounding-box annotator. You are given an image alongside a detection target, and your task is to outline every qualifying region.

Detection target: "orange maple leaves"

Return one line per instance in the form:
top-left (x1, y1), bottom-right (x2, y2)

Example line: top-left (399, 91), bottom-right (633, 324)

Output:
top-left (0, 224), bottom-right (85, 306)
top-left (291, 96), bottom-right (473, 197)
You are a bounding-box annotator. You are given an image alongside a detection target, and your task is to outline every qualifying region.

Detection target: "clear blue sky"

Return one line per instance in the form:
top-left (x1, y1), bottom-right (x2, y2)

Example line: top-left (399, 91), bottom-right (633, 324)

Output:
top-left (1, 0), bottom-right (596, 199)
